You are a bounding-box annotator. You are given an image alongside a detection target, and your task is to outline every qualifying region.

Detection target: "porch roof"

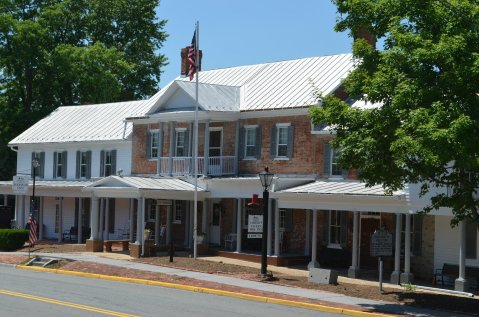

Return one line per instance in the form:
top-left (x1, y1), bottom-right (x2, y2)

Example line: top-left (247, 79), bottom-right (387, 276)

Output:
top-left (0, 179), bottom-right (95, 196)
top-left (83, 176), bottom-right (207, 200)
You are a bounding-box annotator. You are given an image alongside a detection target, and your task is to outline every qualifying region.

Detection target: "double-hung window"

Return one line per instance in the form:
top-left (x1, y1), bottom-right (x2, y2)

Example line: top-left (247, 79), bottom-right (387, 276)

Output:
top-left (53, 151), bottom-right (68, 179)
top-left (100, 150), bottom-right (116, 177)
top-left (239, 125), bottom-right (261, 160)
top-left (329, 210), bottom-right (342, 246)
top-left (175, 129), bottom-right (187, 157)
top-left (323, 144), bottom-right (347, 178)
top-left (271, 124), bottom-right (294, 159)
top-left (76, 150), bottom-right (91, 179)
top-left (147, 129), bottom-right (162, 159)
top-left (173, 200), bottom-right (183, 224)
top-left (245, 127), bottom-right (257, 158)
top-left (323, 210), bottom-right (348, 249)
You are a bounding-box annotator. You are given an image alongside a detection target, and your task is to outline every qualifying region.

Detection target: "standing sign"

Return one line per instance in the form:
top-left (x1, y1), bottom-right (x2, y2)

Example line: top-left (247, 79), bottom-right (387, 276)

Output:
top-left (12, 175), bottom-right (30, 194)
top-left (247, 214), bottom-right (263, 238)
top-left (370, 228), bottom-right (392, 291)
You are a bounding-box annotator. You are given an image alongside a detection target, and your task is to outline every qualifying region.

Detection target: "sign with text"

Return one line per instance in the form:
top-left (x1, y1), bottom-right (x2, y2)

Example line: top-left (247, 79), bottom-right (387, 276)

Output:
top-left (12, 175), bottom-right (29, 194)
top-left (370, 228), bottom-right (393, 257)
top-left (248, 214), bottom-right (263, 238)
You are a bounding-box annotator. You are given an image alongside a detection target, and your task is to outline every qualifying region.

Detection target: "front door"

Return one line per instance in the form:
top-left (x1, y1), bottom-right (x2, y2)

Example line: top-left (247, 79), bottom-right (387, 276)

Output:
top-left (360, 217), bottom-right (381, 269)
top-left (208, 129), bottom-right (222, 175)
top-left (210, 203), bottom-right (221, 245)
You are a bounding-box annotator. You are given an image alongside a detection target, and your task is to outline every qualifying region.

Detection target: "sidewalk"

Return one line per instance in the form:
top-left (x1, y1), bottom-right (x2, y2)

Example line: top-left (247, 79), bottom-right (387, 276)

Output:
top-left (4, 251), bottom-right (475, 317)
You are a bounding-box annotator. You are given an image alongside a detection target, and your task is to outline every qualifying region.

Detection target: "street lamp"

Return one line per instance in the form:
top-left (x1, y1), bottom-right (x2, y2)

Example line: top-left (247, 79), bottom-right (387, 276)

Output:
top-left (258, 167), bottom-right (274, 276)
top-left (31, 159), bottom-right (40, 218)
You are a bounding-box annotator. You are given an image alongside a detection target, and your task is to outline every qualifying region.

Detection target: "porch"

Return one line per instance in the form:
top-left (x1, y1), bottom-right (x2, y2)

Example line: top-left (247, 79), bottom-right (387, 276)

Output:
top-left (157, 156), bottom-right (236, 176)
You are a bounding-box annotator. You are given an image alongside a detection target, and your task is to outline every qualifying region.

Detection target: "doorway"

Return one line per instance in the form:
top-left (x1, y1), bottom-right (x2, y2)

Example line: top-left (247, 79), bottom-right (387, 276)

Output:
top-left (210, 203), bottom-right (221, 245)
top-left (360, 216), bottom-right (381, 269)
top-left (208, 129), bottom-right (222, 175)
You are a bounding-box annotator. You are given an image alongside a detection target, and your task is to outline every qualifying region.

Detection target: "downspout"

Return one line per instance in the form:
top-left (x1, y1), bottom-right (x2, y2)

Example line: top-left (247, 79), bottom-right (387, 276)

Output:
top-left (122, 121), bottom-right (128, 140)
top-left (8, 145), bottom-right (18, 152)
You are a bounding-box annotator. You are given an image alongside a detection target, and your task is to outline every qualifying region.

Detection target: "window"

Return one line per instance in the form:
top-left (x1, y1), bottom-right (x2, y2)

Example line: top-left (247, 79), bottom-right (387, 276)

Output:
top-left (209, 129), bottom-right (222, 157)
top-left (173, 200), bottom-right (184, 224)
top-left (76, 151), bottom-right (91, 179)
top-left (279, 209), bottom-right (293, 232)
top-left (175, 129), bottom-right (186, 156)
top-left (147, 130), bottom-right (161, 159)
top-left (329, 210), bottom-right (341, 246)
top-left (100, 150), bottom-right (116, 177)
top-left (147, 199), bottom-right (157, 221)
top-left (245, 126), bottom-right (259, 158)
top-left (400, 214), bottom-right (423, 256)
top-left (31, 152), bottom-right (45, 178)
top-left (466, 221), bottom-right (478, 260)
top-left (271, 124), bottom-right (294, 159)
top-left (331, 148), bottom-right (342, 177)
top-left (53, 151), bottom-right (67, 179)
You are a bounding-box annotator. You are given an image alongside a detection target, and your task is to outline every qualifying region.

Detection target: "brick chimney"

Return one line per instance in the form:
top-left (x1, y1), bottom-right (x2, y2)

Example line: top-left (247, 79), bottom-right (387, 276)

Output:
top-left (353, 26), bottom-right (376, 49)
top-left (181, 47), bottom-right (203, 77)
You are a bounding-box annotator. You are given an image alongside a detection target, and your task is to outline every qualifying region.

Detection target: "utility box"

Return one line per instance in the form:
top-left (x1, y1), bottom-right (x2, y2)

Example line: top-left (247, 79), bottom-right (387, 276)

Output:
top-left (308, 268), bottom-right (338, 285)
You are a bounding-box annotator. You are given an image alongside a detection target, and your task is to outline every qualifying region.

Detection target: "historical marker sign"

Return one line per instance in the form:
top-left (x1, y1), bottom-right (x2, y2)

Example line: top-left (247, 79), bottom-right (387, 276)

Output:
top-left (248, 214), bottom-right (263, 238)
top-left (12, 175), bottom-right (29, 194)
top-left (370, 228), bottom-right (393, 257)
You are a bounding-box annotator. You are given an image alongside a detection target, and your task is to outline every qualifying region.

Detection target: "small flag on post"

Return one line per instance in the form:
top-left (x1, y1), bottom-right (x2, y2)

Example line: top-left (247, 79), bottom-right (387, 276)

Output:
top-left (188, 30), bottom-right (197, 81)
top-left (28, 213), bottom-right (37, 247)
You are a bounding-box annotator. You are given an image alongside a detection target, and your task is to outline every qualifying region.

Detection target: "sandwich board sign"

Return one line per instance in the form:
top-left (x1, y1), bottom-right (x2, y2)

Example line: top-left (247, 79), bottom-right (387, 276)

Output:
top-left (12, 175), bottom-right (29, 194)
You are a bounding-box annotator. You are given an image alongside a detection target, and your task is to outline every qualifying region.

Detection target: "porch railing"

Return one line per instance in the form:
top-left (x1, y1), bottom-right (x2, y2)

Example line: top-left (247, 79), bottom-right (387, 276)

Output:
top-left (157, 156), bottom-right (235, 176)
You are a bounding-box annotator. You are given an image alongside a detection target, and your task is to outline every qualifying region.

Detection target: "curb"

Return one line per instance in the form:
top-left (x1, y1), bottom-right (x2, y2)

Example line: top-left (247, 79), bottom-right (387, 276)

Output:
top-left (16, 265), bottom-right (391, 317)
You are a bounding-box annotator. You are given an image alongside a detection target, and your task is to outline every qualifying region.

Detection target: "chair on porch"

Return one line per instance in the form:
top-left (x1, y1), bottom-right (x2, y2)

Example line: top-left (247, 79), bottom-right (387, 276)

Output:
top-left (224, 233), bottom-right (237, 250)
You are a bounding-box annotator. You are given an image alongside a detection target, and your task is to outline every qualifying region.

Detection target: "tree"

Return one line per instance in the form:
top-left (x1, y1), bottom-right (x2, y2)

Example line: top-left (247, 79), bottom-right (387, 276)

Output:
top-left (0, 0), bottom-right (168, 180)
top-left (310, 0), bottom-right (479, 225)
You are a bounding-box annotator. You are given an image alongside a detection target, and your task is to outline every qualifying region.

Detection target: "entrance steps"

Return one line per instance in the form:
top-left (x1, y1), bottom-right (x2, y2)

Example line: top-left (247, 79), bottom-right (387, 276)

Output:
top-left (25, 256), bottom-right (59, 268)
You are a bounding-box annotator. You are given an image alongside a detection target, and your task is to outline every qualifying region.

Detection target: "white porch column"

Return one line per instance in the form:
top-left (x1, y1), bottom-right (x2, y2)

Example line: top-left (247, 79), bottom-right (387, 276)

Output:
top-left (104, 198), bottom-right (110, 240)
top-left (274, 202), bottom-right (280, 256)
top-left (184, 201), bottom-right (190, 247)
top-left (236, 198), bottom-right (242, 252)
top-left (348, 211), bottom-right (360, 278)
top-left (99, 198), bottom-right (105, 240)
top-left (157, 121), bottom-right (163, 175)
top-left (168, 122), bottom-right (175, 176)
top-left (202, 200), bottom-right (208, 239)
top-left (135, 198), bottom-right (143, 244)
top-left (139, 197), bottom-right (145, 256)
top-left (155, 203), bottom-right (160, 245)
top-left (267, 198), bottom-right (273, 256)
top-left (57, 197), bottom-right (63, 242)
top-left (308, 209), bottom-right (319, 269)
top-left (455, 219), bottom-right (469, 291)
top-left (166, 204), bottom-right (172, 244)
top-left (304, 210), bottom-right (311, 256)
top-left (90, 196), bottom-right (99, 240)
top-left (203, 121), bottom-right (210, 175)
top-left (38, 197), bottom-right (44, 240)
top-left (391, 213), bottom-right (402, 284)
top-left (13, 195), bottom-right (19, 227)
top-left (401, 213), bottom-right (414, 283)
top-left (129, 199), bottom-right (134, 242)
top-left (78, 198), bottom-right (83, 244)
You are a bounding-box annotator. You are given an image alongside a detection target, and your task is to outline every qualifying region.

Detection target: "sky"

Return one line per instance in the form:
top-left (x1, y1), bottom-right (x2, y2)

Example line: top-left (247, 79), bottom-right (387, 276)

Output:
top-left (156, 0), bottom-right (353, 88)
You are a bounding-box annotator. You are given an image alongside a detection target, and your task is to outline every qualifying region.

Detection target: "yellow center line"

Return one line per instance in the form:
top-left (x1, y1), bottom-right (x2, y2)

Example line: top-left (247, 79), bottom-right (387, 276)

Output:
top-left (0, 289), bottom-right (139, 317)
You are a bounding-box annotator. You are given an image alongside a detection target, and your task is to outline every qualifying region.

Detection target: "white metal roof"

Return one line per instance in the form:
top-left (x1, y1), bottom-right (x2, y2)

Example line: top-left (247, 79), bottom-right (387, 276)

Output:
top-left (9, 100), bottom-right (152, 145)
top-left (279, 180), bottom-right (405, 197)
top-left (85, 176), bottom-right (206, 192)
top-left (147, 54), bottom-right (355, 114)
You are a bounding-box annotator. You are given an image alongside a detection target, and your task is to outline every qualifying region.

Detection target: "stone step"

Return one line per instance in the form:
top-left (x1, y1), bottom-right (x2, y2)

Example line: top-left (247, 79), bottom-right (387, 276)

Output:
top-left (26, 257), bottom-right (59, 268)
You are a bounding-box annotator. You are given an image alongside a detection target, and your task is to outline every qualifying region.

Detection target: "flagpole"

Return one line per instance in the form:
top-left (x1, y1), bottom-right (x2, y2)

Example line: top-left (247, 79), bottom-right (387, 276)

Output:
top-left (193, 21), bottom-right (199, 259)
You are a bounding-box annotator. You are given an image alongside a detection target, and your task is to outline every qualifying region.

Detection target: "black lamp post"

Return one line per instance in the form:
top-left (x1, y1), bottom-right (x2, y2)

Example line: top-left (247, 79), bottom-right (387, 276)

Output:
top-left (259, 167), bottom-right (274, 276)
top-left (31, 159), bottom-right (40, 218)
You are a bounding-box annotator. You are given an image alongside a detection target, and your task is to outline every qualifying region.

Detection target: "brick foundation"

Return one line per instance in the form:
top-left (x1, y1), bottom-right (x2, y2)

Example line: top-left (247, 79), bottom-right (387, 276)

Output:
top-left (86, 239), bottom-right (103, 252)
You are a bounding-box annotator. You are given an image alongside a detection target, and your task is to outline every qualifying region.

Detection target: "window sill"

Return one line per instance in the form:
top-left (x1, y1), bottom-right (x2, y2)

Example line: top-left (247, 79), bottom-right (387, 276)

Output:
top-left (328, 176), bottom-right (344, 180)
top-left (327, 244), bottom-right (342, 249)
top-left (274, 157), bottom-right (290, 161)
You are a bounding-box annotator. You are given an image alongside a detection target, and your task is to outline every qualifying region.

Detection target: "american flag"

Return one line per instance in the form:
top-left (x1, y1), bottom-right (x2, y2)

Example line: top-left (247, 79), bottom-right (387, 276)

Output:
top-left (28, 213), bottom-right (37, 247)
top-left (188, 30), bottom-right (197, 81)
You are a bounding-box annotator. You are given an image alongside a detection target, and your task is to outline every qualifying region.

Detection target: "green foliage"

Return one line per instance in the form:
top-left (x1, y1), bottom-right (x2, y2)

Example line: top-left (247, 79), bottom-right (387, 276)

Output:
top-left (311, 0), bottom-right (479, 225)
top-left (0, 0), bottom-right (168, 180)
top-left (402, 282), bottom-right (417, 292)
top-left (0, 229), bottom-right (29, 251)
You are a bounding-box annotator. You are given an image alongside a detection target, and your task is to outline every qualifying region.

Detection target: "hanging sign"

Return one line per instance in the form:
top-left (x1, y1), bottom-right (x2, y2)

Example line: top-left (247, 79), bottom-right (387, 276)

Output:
top-left (12, 175), bottom-right (30, 194)
top-left (248, 214), bottom-right (263, 238)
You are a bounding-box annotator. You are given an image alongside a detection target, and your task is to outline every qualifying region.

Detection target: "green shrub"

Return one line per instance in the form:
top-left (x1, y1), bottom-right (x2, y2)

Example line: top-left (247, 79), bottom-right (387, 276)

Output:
top-left (0, 229), bottom-right (29, 251)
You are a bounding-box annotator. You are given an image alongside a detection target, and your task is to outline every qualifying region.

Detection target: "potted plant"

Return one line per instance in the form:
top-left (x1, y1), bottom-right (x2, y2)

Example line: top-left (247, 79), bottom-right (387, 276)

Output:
top-left (196, 231), bottom-right (206, 244)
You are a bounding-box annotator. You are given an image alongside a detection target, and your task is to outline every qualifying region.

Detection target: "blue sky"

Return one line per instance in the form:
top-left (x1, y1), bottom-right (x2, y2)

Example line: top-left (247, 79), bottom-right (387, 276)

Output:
top-left (156, 0), bottom-right (353, 87)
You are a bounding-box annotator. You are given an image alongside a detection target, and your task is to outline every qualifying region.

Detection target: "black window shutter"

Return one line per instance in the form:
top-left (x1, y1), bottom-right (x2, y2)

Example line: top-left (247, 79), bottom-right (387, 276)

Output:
top-left (184, 129), bottom-right (190, 156)
top-left (100, 150), bottom-right (105, 177)
top-left (284, 209), bottom-right (293, 232)
top-left (270, 125), bottom-right (277, 158)
top-left (53, 152), bottom-right (57, 178)
top-left (158, 128), bottom-right (163, 158)
top-left (323, 144), bottom-right (331, 178)
top-left (255, 126), bottom-right (262, 159)
top-left (62, 151), bottom-right (68, 178)
top-left (238, 126), bottom-right (245, 160)
top-left (111, 150), bottom-right (117, 176)
top-left (287, 125), bottom-right (294, 158)
top-left (86, 151), bottom-right (92, 179)
top-left (322, 210), bottom-right (329, 246)
top-left (340, 211), bottom-right (348, 248)
top-left (39, 152), bottom-right (45, 178)
top-left (74, 198), bottom-right (79, 228)
top-left (76, 151), bottom-right (80, 179)
top-left (413, 214), bottom-right (423, 256)
top-left (146, 131), bottom-right (152, 159)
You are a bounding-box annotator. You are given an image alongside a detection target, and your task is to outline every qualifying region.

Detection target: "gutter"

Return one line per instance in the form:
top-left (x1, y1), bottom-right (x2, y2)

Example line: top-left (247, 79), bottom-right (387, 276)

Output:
top-left (8, 145), bottom-right (18, 152)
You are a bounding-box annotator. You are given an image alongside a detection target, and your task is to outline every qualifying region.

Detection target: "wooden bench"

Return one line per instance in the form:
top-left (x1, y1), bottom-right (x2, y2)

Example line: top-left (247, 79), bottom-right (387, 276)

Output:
top-left (434, 263), bottom-right (479, 290)
top-left (104, 240), bottom-right (130, 252)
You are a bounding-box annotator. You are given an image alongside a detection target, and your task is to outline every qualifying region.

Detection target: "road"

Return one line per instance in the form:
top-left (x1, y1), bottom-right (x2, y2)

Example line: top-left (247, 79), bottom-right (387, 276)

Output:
top-left (0, 265), bottom-right (344, 317)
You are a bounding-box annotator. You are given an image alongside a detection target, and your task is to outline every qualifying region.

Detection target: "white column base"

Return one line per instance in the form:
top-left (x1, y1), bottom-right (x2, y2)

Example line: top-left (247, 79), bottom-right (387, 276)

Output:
top-left (400, 272), bottom-right (414, 284)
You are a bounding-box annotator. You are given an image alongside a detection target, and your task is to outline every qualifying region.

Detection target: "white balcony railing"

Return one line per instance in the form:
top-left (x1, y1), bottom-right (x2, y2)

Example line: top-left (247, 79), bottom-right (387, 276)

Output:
top-left (157, 156), bottom-right (235, 176)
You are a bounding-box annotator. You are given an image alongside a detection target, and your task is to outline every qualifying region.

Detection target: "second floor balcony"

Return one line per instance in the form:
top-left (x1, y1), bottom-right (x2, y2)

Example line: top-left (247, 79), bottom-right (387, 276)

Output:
top-left (157, 156), bottom-right (236, 177)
